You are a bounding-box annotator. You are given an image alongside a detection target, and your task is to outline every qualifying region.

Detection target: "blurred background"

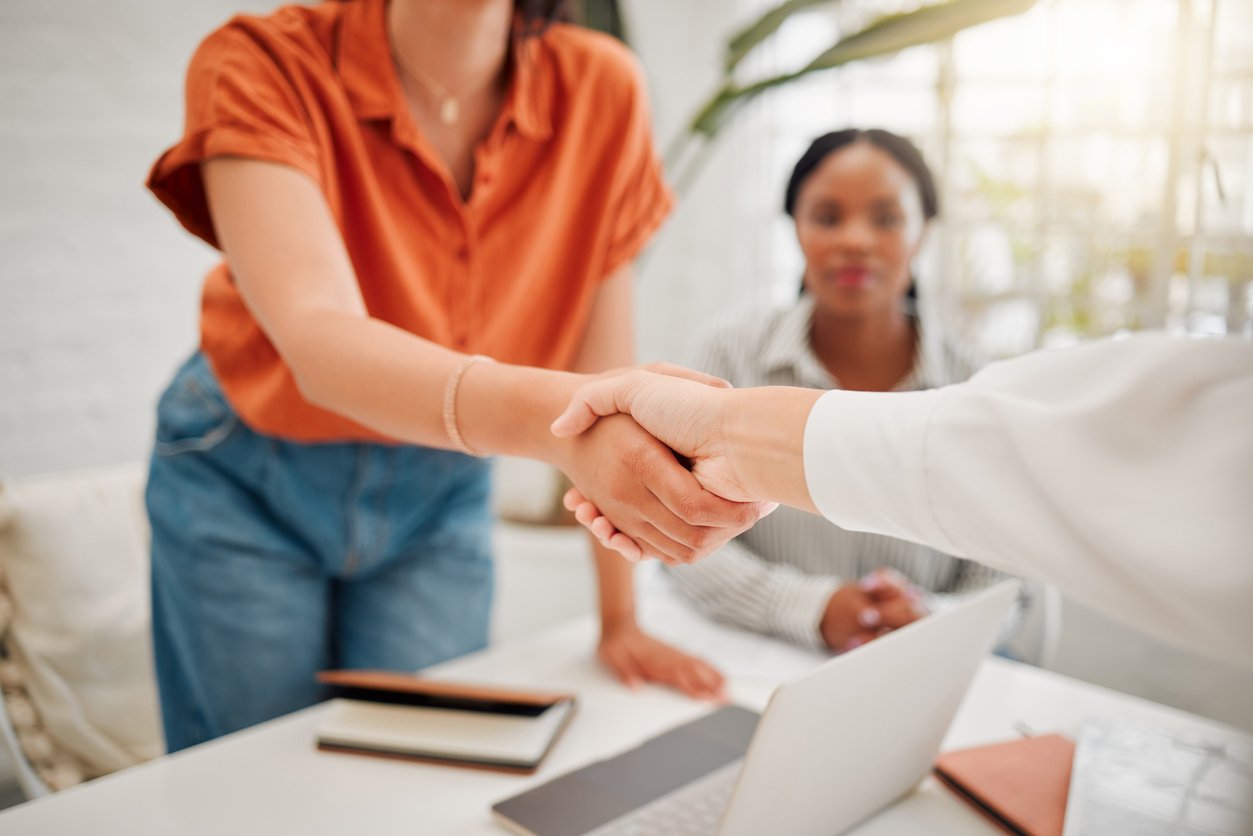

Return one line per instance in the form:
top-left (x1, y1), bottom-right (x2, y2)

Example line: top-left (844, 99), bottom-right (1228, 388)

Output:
top-left (4, 0), bottom-right (1251, 477)
top-left (634, 0), bottom-right (1253, 363)
top-left (1, 0), bottom-right (1251, 799)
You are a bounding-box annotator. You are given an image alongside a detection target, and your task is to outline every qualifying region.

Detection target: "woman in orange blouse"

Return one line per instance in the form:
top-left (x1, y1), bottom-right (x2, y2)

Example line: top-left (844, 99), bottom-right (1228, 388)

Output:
top-left (145, 0), bottom-right (758, 751)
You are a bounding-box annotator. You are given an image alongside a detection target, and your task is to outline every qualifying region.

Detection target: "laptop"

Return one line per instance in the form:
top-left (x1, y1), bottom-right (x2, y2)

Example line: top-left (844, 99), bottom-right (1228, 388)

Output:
top-left (492, 580), bottom-right (1020, 836)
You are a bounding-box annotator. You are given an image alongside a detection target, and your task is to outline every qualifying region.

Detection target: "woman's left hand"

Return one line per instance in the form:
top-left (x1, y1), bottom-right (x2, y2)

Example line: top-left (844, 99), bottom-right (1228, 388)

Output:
top-left (599, 620), bottom-right (726, 701)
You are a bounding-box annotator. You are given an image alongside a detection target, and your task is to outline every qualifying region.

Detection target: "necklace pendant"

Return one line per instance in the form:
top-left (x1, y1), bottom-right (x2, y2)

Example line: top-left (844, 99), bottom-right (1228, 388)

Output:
top-left (440, 98), bottom-right (459, 125)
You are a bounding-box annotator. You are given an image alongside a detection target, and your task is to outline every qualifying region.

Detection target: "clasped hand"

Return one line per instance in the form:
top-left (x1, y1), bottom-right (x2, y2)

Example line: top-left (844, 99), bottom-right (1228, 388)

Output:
top-left (550, 368), bottom-right (760, 564)
top-left (547, 365), bottom-right (770, 566)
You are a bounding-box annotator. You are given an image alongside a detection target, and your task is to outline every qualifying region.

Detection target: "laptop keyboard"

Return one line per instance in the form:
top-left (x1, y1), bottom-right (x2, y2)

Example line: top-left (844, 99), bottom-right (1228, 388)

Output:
top-left (587, 759), bottom-right (743, 836)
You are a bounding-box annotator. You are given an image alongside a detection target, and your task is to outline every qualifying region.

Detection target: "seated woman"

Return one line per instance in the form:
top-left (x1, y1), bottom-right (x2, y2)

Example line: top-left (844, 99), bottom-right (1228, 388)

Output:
top-left (664, 128), bottom-right (1025, 654)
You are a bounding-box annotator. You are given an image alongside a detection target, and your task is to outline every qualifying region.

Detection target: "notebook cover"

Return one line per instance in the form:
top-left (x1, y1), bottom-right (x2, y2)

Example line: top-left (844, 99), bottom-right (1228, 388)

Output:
top-left (316, 669), bottom-right (574, 714)
top-left (315, 702), bottom-right (577, 776)
top-left (933, 734), bottom-right (1074, 836)
top-left (314, 670), bottom-right (577, 774)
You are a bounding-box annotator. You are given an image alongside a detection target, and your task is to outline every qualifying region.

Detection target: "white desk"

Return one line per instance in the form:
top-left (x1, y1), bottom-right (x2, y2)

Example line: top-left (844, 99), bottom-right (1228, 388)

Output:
top-left (1, 590), bottom-right (1247, 836)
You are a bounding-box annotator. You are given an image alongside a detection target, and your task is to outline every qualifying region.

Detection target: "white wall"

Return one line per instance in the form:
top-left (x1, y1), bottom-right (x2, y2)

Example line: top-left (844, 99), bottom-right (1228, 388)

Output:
top-left (0, 1), bottom-right (285, 477)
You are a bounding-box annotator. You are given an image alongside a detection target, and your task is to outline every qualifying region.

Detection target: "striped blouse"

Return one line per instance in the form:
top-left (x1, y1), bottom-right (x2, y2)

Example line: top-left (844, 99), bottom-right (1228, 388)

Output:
top-left (664, 296), bottom-right (1024, 651)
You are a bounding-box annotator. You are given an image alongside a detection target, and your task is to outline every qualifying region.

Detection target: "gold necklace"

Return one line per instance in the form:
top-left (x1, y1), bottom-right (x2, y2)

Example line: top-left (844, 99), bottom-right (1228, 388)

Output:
top-left (392, 44), bottom-right (459, 125)
top-left (391, 38), bottom-right (502, 126)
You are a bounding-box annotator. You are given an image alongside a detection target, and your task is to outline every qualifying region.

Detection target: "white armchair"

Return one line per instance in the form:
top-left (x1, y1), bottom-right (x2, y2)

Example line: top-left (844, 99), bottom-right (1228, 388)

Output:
top-left (0, 464), bottom-right (164, 799)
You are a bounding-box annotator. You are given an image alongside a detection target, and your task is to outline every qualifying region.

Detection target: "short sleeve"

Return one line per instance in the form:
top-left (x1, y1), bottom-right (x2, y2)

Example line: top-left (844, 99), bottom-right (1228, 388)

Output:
top-left (146, 22), bottom-right (323, 249)
top-left (598, 53), bottom-right (675, 279)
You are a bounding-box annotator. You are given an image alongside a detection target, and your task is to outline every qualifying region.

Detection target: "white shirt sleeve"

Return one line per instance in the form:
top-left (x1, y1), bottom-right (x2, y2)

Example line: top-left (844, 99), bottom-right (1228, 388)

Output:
top-left (663, 538), bottom-right (841, 651)
top-left (803, 333), bottom-right (1253, 667)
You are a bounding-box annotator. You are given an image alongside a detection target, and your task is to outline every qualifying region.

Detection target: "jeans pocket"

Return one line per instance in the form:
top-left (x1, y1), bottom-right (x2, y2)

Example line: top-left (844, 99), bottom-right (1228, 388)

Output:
top-left (154, 356), bottom-right (240, 457)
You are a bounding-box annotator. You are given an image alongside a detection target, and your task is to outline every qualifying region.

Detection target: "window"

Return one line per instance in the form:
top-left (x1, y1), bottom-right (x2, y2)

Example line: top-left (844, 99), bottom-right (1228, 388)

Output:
top-left (747, 0), bottom-right (1253, 357)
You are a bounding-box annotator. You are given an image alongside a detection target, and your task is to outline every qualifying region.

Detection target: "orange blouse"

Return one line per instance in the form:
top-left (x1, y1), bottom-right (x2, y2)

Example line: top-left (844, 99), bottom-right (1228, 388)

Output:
top-left (147, 0), bottom-right (673, 442)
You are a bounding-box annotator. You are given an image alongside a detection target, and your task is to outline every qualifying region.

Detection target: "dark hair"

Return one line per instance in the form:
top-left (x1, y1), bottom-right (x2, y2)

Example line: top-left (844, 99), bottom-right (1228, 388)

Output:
top-left (784, 128), bottom-right (939, 221)
top-left (785, 129), bottom-right (938, 302)
top-left (515, 0), bottom-right (570, 32)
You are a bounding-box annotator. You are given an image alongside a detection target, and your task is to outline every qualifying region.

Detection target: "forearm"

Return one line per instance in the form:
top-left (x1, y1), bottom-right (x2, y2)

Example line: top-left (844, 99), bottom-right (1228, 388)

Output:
top-left (281, 309), bottom-right (578, 461)
top-left (207, 158), bottom-right (584, 462)
top-left (592, 536), bottom-right (638, 632)
top-left (805, 335), bottom-right (1253, 666)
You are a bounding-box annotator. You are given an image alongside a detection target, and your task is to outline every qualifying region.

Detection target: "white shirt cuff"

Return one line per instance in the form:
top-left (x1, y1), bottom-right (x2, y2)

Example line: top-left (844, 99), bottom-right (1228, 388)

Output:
top-left (803, 388), bottom-right (957, 555)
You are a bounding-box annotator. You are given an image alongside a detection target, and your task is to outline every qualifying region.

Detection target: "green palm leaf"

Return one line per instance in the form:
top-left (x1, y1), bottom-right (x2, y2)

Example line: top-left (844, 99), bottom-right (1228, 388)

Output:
top-left (724, 0), bottom-right (835, 73)
top-left (668, 0), bottom-right (1038, 192)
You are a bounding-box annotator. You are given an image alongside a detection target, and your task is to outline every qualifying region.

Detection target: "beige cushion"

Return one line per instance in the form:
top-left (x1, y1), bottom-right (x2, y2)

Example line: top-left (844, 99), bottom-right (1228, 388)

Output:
top-left (0, 464), bottom-right (163, 788)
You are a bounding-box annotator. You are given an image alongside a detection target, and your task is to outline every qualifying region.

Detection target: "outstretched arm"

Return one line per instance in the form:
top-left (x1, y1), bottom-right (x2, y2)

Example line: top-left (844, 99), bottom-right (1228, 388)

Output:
top-left (203, 157), bottom-right (764, 566)
top-left (553, 335), bottom-right (1253, 665)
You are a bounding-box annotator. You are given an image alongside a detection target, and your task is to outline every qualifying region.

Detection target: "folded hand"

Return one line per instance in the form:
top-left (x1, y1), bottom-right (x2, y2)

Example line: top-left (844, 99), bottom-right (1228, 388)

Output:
top-left (821, 568), bottom-right (928, 653)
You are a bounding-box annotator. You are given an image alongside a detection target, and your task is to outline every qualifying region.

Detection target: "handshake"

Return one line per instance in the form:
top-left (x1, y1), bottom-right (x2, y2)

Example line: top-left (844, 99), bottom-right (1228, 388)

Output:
top-left (544, 363), bottom-right (929, 653)
top-left (547, 363), bottom-right (821, 566)
top-left (536, 335), bottom-right (1253, 670)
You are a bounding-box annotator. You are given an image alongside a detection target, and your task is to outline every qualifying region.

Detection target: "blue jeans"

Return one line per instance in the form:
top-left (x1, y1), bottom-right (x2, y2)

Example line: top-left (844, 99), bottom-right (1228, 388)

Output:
top-left (147, 353), bottom-right (493, 752)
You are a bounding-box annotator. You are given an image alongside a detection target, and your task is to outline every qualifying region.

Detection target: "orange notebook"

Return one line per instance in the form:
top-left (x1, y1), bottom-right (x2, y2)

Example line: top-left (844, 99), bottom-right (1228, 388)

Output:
top-left (933, 734), bottom-right (1075, 836)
